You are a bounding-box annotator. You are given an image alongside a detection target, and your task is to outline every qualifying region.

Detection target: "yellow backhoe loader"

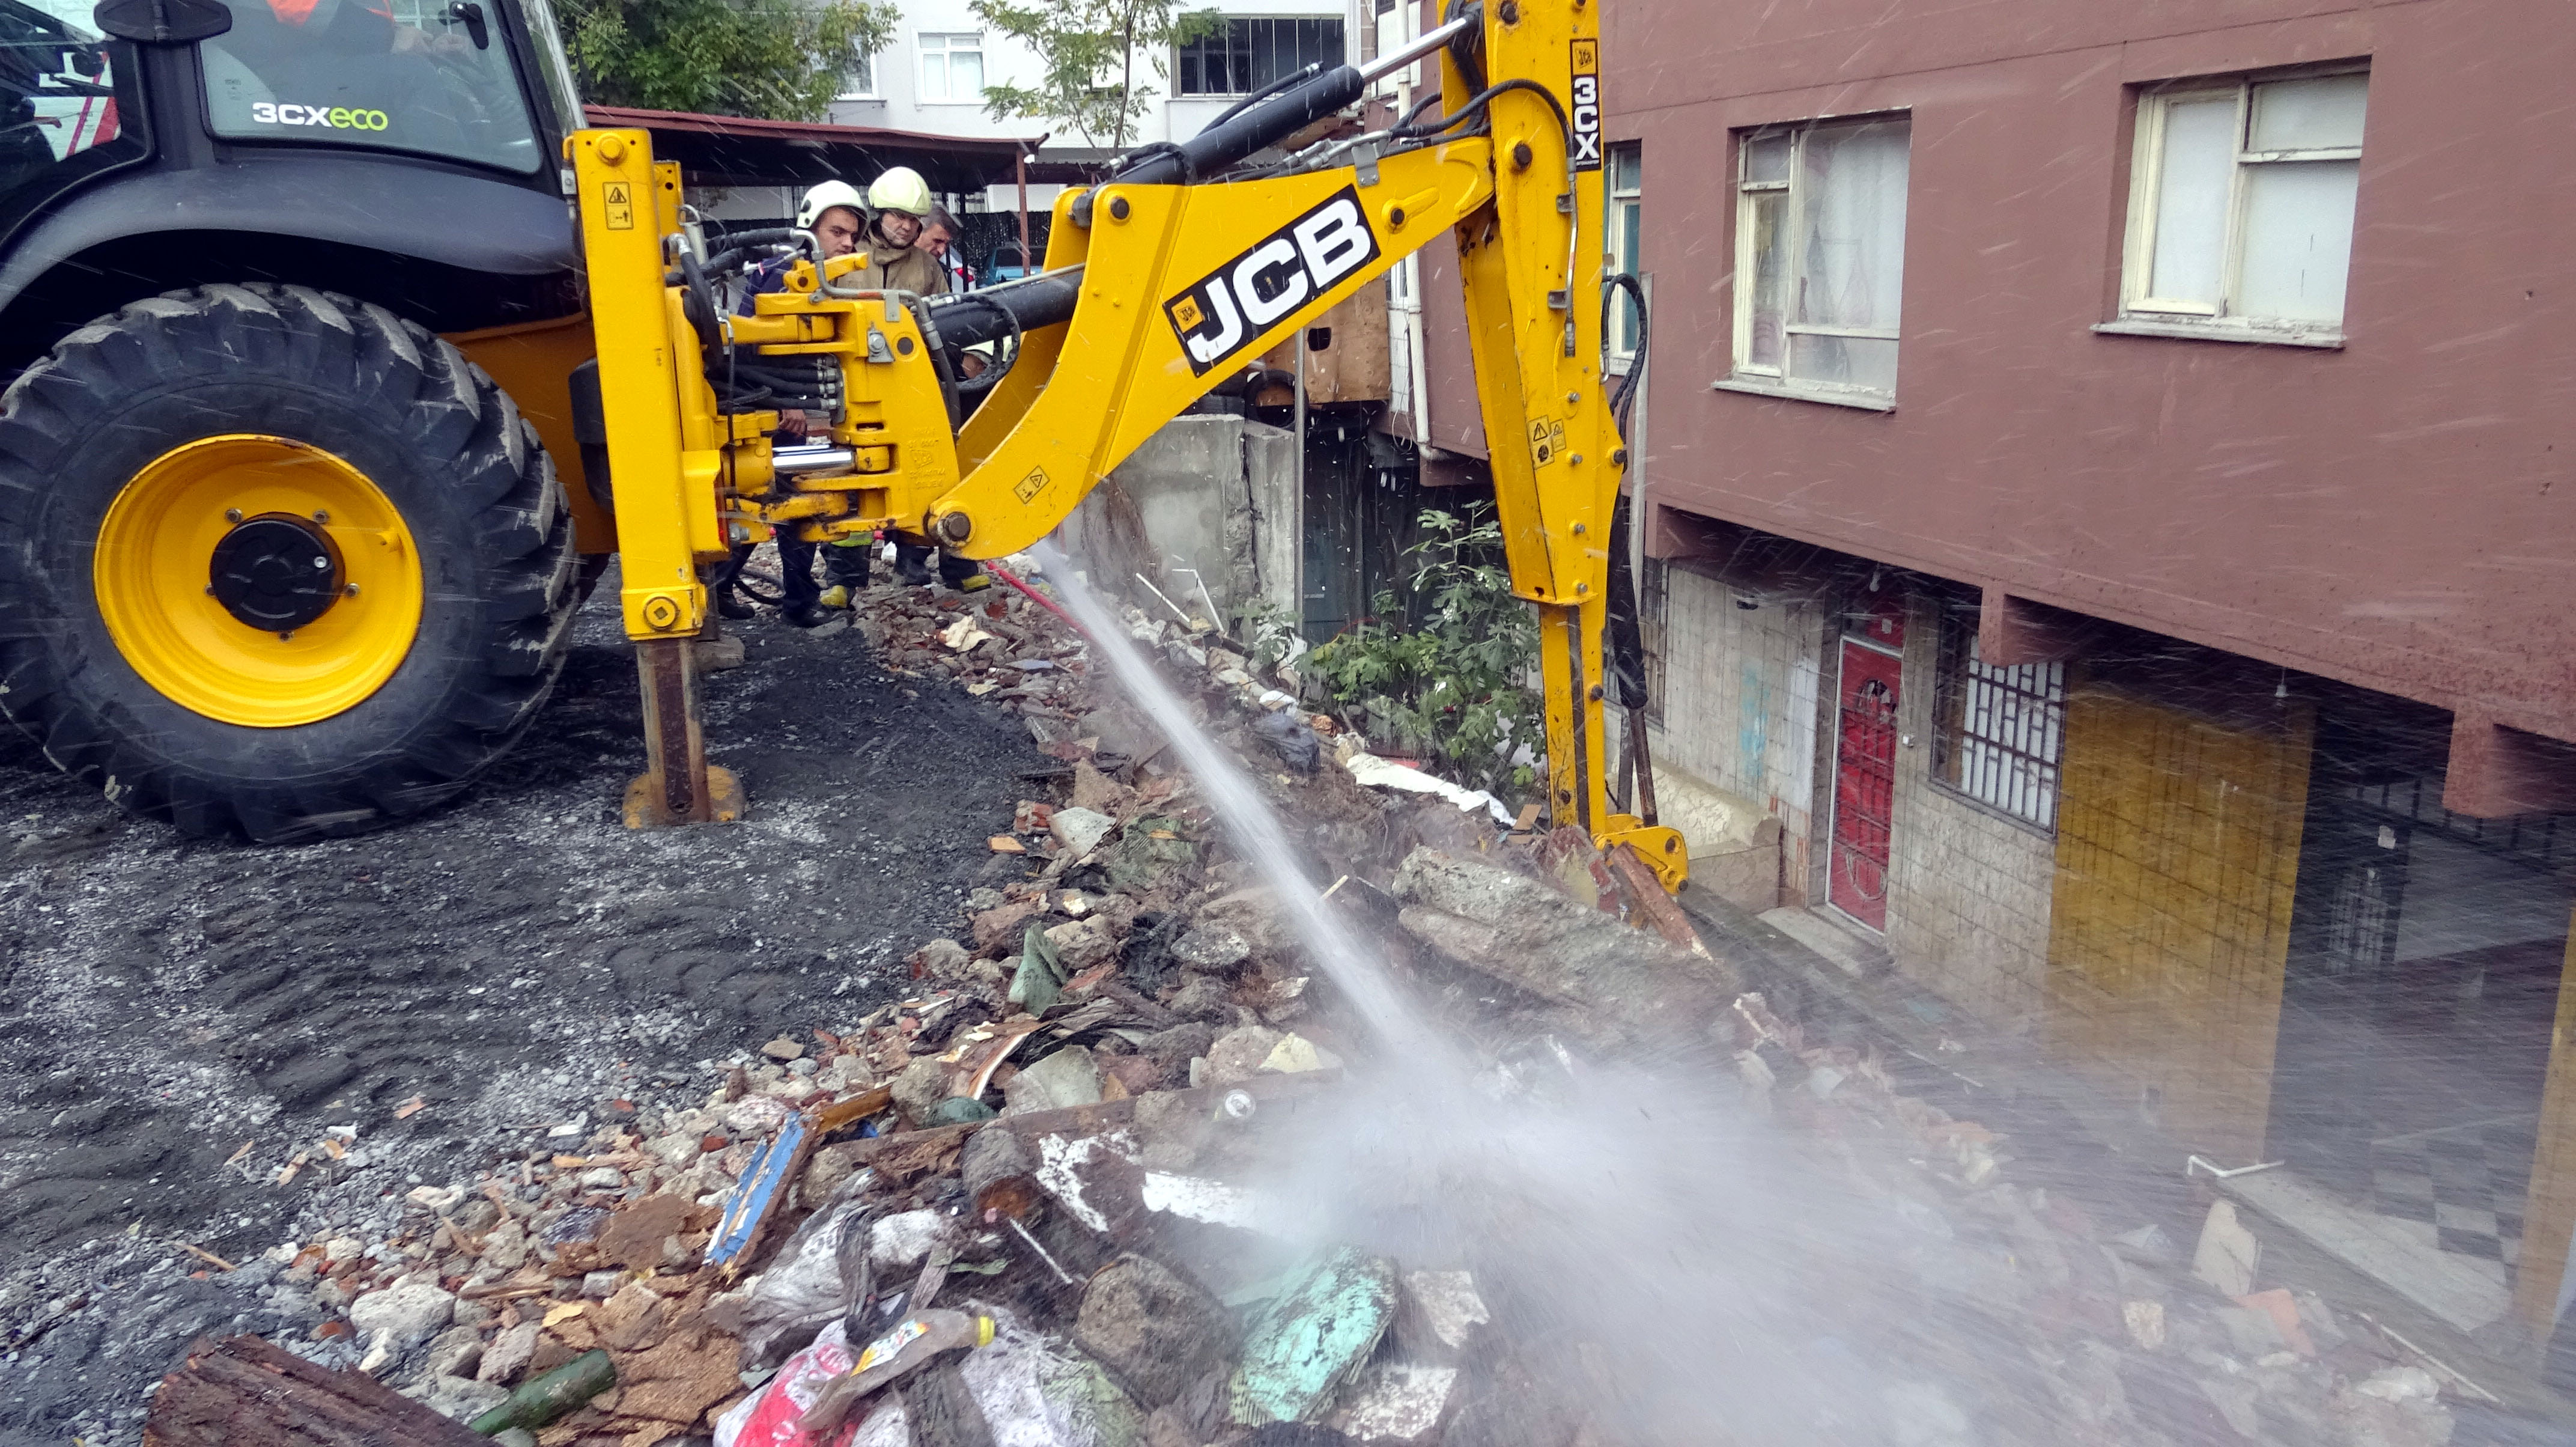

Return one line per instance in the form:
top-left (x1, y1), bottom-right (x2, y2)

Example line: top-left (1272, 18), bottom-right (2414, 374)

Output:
top-left (0, 0), bottom-right (1684, 886)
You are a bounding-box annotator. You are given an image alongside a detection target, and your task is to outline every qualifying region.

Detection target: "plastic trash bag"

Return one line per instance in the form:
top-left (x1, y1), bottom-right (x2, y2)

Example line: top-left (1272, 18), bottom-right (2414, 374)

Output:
top-left (736, 1174), bottom-right (877, 1371)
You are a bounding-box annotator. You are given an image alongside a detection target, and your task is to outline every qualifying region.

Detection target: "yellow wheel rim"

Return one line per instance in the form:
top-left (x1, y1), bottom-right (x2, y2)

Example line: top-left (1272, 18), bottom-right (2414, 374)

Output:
top-left (94, 434), bottom-right (423, 728)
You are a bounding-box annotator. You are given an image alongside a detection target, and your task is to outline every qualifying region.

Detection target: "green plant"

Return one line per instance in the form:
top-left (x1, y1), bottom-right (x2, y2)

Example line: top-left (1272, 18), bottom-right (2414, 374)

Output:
top-left (1230, 594), bottom-right (1299, 674)
top-left (969, 0), bottom-right (1222, 150)
top-left (1308, 505), bottom-right (1542, 800)
top-left (560, 0), bottom-right (898, 120)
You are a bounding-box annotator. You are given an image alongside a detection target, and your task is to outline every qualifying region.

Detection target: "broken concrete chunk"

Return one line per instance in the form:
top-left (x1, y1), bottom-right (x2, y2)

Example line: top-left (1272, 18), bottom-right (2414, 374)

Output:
top-left (1076, 1253), bottom-right (1238, 1410)
top-left (1051, 806), bottom-right (1117, 856)
top-left (1204, 1026), bottom-right (1284, 1086)
top-left (2192, 1200), bottom-right (2261, 1297)
top-left (803, 1141), bottom-right (870, 1205)
top-left (412, 1372), bottom-right (509, 1424)
top-left (1173, 926), bottom-right (1251, 972)
top-left (974, 902), bottom-right (1045, 956)
top-left (1004, 1044), bottom-right (1105, 1115)
top-left (1390, 847), bottom-right (1736, 1044)
top-left (721, 1094), bottom-right (792, 1138)
top-left (478, 1218), bottom-right (529, 1271)
top-left (892, 1056), bottom-right (957, 1128)
top-left (1045, 916), bottom-right (1122, 974)
top-left (423, 1322), bottom-right (483, 1381)
top-left (1335, 1363), bottom-right (1459, 1445)
top-left (917, 937), bottom-right (973, 981)
top-left (1166, 973), bottom-right (1235, 1024)
top-left (761, 1037), bottom-right (806, 1062)
top-left (477, 1319), bottom-right (539, 1385)
top-left (347, 1279), bottom-right (454, 1348)
top-left (1231, 1247), bottom-right (1400, 1424)
top-left (1259, 1034), bottom-right (1340, 1076)
top-left (1071, 761), bottom-right (1126, 812)
top-left (1394, 1270), bottom-right (1489, 1363)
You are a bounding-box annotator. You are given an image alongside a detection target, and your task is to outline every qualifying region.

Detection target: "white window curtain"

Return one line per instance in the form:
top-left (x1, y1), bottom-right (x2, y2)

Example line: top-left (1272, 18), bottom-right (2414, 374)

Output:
top-left (1792, 118), bottom-right (1908, 394)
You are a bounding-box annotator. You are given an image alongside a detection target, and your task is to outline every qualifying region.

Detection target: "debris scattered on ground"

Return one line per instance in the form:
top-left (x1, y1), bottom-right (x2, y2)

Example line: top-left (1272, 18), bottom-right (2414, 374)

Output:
top-left (17, 556), bottom-right (2486, 1447)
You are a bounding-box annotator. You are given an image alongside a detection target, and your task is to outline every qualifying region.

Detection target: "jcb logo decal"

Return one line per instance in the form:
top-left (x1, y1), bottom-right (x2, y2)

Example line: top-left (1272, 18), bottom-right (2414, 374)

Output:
top-left (1164, 186), bottom-right (1380, 376)
top-left (248, 101), bottom-right (390, 130)
top-left (1569, 40), bottom-right (1602, 171)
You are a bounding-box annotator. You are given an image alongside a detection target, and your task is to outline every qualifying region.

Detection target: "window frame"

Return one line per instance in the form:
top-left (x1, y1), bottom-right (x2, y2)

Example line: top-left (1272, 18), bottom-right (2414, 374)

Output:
top-left (1931, 616), bottom-right (2067, 836)
top-left (1721, 113), bottom-right (1910, 411)
top-left (917, 31), bottom-right (985, 105)
top-left (1605, 141), bottom-right (1642, 369)
top-left (839, 43), bottom-right (878, 100)
top-left (2109, 64), bottom-right (2368, 346)
top-left (1172, 16), bottom-right (1347, 99)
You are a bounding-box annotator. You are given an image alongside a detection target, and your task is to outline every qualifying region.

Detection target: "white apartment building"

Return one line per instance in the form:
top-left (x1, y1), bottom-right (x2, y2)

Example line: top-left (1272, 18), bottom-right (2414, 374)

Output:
top-left (828, 0), bottom-right (1364, 210)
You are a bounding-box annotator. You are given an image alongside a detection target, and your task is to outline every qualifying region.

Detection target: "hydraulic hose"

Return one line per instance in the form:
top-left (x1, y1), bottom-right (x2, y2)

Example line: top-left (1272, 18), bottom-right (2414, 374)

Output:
top-left (1109, 64), bottom-right (1367, 187)
top-left (923, 267), bottom-right (1085, 349)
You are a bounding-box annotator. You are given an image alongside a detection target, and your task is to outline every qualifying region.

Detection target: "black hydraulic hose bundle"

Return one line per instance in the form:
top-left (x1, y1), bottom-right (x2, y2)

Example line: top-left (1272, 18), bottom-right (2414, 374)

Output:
top-left (1107, 62), bottom-right (1368, 189)
top-left (1602, 273), bottom-right (1649, 440)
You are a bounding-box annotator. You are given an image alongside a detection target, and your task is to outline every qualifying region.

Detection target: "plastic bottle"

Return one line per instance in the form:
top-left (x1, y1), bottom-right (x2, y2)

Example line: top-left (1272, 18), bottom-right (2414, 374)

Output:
top-left (468, 1347), bottom-right (616, 1434)
top-left (800, 1309), bottom-right (998, 1438)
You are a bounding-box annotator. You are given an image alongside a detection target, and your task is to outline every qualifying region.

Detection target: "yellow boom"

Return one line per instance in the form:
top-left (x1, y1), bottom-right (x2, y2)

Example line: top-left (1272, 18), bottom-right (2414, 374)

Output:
top-left (570, 0), bottom-right (1686, 889)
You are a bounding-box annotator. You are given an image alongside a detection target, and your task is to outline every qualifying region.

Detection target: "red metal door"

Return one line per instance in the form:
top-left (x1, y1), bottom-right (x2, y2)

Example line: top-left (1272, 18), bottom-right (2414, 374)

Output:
top-left (1829, 638), bottom-right (1902, 930)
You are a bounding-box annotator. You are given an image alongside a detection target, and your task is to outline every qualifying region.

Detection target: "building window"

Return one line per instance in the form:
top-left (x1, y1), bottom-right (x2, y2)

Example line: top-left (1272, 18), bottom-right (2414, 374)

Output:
top-left (1934, 620), bottom-right (2065, 832)
top-left (918, 33), bottom-right (984, 103)
top-left (1175, 17), bottom-right (1345, 97)
top-left (1727, 115), bottom-right (1910, 405)
top-left (1605, 142), bottom-right (1642, 364)
top-left (840, 45), bottom-right (877, 100)
top-left (2115, 69), bottom-right (2366, 341)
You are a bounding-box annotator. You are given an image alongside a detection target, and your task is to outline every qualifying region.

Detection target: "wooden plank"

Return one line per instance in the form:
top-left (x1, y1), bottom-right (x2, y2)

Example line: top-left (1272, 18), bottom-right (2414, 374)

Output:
top-left (145, 1335), bottom-right (486, 1447)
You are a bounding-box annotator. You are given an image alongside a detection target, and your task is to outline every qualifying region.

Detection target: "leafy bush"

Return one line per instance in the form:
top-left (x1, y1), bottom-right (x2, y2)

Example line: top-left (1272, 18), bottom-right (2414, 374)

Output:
top-left (560, 0), bottom-right (898, 120)
top-left (1307, 505), bottom-right (1542, 800)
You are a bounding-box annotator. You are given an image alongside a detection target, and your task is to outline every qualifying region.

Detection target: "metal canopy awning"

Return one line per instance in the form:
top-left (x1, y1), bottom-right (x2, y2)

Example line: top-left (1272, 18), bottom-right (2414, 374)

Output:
top-left (582, 106), bottom-right (1041, 195)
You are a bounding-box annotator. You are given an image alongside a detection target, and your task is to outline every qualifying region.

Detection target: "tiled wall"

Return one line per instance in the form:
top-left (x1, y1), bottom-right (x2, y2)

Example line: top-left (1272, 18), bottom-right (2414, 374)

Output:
top-left (1882, 595), bottom-right (2058, 1032)
top-left (1653, 564), bottom-right (1827, 901)
top-left (2044, 677), bottom-right (2315, 1163)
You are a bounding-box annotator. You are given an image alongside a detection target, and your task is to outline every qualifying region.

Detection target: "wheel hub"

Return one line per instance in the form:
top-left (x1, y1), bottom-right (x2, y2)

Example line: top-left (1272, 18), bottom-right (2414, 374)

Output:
top-left (208, 514), bottom-right (342, 632)
top-left (93, 433), bottom-right (422, 728)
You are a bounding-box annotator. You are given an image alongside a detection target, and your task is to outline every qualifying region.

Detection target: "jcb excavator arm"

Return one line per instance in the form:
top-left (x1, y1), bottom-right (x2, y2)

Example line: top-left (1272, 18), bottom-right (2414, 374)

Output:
top-left (568, 0), bottom-right (1686, 890)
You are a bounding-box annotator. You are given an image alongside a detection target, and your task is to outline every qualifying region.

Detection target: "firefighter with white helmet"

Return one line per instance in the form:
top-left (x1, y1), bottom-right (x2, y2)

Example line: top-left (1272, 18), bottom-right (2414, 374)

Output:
top-left (717, 178), bottom-right (874, 626)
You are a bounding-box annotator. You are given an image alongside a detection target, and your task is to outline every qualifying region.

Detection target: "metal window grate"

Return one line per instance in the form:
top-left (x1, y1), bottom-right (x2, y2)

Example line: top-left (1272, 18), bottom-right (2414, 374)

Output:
top-left (1937, 626), bottom-right (2064, 830)
top-left (1175, 17), bottom-right (1346, 97)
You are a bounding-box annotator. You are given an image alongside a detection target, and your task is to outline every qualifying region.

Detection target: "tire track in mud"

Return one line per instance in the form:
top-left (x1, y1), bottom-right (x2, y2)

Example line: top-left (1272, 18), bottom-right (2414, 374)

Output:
top-left (0, 599), bottom-right (1043, 1266)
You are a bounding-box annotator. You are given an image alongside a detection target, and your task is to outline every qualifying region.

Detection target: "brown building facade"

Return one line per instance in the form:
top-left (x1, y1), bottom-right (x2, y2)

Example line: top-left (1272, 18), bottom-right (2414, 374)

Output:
top-left (1397, 0), bottom-right (2576, 1372)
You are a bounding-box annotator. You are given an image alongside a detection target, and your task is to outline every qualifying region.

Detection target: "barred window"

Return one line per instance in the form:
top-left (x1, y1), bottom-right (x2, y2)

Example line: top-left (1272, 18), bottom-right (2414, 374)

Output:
top-left (1934, 618), bottom-right (2065, 830)
top-left (1175, 17), bottom-right (1344, 97)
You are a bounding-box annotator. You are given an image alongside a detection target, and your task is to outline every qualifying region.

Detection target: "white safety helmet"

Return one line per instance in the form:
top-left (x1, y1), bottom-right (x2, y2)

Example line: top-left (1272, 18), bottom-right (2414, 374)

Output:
top-left (866, 166), bottom-right (934, 219)
top-left (796, 180), bottom-right (867, 230)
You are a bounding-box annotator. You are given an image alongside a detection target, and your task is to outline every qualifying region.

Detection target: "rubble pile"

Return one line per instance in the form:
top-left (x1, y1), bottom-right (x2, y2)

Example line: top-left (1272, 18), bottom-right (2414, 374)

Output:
top-left (121, 567), bottom-right (2490, 1446)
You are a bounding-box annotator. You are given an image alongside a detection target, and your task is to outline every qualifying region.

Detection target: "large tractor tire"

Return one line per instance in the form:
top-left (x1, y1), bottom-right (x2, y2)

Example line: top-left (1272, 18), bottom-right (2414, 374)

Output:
top-left (0, 284), bottom-right (577, 842)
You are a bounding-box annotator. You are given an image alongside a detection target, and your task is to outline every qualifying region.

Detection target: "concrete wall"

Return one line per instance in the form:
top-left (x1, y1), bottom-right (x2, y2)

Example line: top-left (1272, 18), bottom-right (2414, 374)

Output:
top-left (1649, 562), bottom-right (1827, 905)
top-left (1056, 415), bottom-right (1300, 630)
top-left (1882, 593), bottom-right (2058, 1032)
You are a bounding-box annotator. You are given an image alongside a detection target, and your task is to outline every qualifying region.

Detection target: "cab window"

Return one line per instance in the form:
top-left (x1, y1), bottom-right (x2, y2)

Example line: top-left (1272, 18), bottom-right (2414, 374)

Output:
top-left (200, 0), bottom-right (539, 173)
top-left (0, 0), bottom-right (145, 221)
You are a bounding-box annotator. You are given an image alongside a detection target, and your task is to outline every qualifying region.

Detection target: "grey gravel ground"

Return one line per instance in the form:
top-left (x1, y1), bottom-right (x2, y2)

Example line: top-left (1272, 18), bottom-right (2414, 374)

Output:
top-left (0, 588), bottom-right (1044, 1445)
